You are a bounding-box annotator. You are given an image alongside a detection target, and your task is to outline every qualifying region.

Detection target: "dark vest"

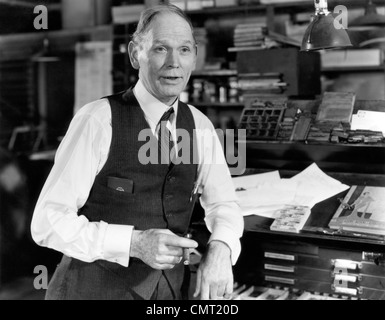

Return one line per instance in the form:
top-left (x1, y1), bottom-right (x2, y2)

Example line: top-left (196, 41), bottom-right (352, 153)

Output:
top-left (49, 89), bottom-right (198, 300)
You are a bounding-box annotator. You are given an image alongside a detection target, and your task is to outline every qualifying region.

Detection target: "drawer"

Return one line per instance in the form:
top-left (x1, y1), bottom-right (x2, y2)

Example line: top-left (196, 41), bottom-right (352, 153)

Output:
top-left (262, 274), bottom-right (385, 300)
top-left (332, 272), bottom-right (385, 290)
top-left (256, 259), bottom-right (385, 290)
top-left (263, 264), bottom-right (331, 282)
top-left (262, 255), bottom-right (385, 286)
top-left (262, 248), bottom-right (385, 277)
top-left (262, 265), bottom-right (385, 290)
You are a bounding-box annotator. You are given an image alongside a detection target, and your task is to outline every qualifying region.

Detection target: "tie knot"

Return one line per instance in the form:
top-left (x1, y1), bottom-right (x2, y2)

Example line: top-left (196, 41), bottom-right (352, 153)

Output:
top-left (159, 107), bottom-right (174, 124)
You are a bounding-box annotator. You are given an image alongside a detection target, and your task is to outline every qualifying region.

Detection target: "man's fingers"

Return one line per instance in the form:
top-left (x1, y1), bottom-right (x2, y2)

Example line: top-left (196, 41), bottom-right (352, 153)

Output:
top-left (193, 269), bottom-right (202, 298)
top-left (209, 283), bottom-right (219, 300)
top-left (163, 234), bottom-right (198, 249)
top-left (216, 284), bottom-right (226, 299)
top-left (200, 279), bottom-right (210, 300)
top-left (157, 255), bottom-right (183, 265)
top-left (200, 287), bottom-right (210, 300)
top-left (224, 282), bottom-right (233, 299)
top-left (153, 263), bottom-right (176, 270)
top-left (163, 247), bottom-right (183, 257)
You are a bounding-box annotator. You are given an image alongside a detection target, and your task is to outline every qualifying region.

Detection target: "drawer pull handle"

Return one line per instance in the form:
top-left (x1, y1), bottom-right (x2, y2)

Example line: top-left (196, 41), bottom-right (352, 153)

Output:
top-left (332, 259), bottom-right (362, 270)
top-left (332, 274), bottom-right (362, 283)
top-left (264, 264), bottom-right (295, 273)
top-left (332, 285), bottom-right (363, 296)
top-left (265, 276), bottom-right (295, 285)
top-left (264, 252), bottom-right (295, 261)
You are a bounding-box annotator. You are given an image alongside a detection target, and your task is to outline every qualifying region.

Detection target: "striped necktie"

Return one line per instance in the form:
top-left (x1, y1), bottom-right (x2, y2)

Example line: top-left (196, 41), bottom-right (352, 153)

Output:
top-left (158, 107), bottom-right (175, 165)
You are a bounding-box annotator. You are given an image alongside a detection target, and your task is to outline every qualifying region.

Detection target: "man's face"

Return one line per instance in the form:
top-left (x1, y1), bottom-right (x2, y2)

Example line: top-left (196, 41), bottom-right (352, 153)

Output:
top-left (130, 12), bottom-right (197, 105)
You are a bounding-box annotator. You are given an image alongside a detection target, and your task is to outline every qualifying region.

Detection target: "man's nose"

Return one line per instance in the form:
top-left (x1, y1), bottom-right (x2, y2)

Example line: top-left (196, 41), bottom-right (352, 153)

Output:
top-left (166, 50), bottom-right (180, 68)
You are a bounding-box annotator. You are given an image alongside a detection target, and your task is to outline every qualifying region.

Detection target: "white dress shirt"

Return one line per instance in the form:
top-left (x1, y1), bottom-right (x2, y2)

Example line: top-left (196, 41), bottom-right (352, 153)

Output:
top-left (31, 79), bottom-right (244, 267)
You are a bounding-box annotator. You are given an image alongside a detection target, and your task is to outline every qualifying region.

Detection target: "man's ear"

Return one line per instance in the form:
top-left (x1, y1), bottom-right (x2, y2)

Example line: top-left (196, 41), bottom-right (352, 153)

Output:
top-left (128, 41), bottom-right (140, 70)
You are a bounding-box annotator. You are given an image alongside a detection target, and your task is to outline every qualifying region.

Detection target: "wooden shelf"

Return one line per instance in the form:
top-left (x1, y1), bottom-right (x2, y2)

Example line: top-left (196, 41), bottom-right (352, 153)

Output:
top-left (192, 102), bottom-right (244, 108)
top-left (191, 69), bottom-right (237, 77)
top-left (243, 140), bottom-right (385, 175)
top-left (185, 0), bottom-right (383, 16)
top-left (244, 218), bottom-right (385, 248)
top-left (241, 140), bottom-right (385, 147)
top-left (322, 65), bottom-right (385, 73)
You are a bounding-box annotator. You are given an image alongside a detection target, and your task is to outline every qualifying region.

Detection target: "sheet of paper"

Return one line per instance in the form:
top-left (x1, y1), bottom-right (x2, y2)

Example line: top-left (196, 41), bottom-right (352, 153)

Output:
top-left (236, 180), bottom-right (298, 218)
top-left (291, 163), bottom-right (341, 186)
top-left (351, 110), bottom-right (385, 135)
top-left (232, 171), bottom-right (280, 190)
top-left (290, 163), bottom-right (349, 207)
top-left (235, 163), bottom-right (349, 219)
top-left (240, 204), bottom-right (287, 218)
top-left (74, 41), bottom-right (113, 114)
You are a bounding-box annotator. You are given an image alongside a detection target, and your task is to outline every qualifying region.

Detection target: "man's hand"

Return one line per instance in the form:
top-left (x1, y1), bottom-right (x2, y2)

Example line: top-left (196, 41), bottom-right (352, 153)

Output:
top-left (194, 240), bottom-right (233, 300)
top-left (130, 229), bottom-right (198, 270)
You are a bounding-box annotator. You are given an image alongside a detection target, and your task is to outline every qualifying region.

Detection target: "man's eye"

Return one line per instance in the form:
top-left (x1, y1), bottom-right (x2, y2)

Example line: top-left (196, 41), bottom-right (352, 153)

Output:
top-left (180, 47), bottom-right (192, 54)
top-left (155, 47), bottom-right (167, 53)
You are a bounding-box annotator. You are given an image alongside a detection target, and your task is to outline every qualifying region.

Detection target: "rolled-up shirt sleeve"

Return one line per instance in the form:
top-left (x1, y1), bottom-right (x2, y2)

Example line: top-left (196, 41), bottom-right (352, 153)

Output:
top-left (192, 109), bottom-right (244, 265)
top-left (30, 101), bottom-right (133, 267)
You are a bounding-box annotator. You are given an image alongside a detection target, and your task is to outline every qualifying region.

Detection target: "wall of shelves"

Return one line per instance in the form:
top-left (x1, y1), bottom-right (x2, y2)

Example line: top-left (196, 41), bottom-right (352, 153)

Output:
top-left (112, 0), bottom-right (385, 100)
top-left (109, 1), bottom-right (385, 132)
top-left (179, 0), bottom-right (384, 16)
top-left (0, 25), bottom-right (112, 150)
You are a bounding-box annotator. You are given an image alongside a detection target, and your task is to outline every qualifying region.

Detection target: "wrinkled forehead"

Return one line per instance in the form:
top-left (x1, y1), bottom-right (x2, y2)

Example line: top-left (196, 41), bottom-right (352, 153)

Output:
top-left (143, 12), bottom-right (195, 45)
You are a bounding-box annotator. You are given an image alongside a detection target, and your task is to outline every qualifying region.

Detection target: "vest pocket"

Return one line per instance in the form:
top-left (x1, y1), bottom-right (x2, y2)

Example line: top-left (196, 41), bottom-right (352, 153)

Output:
top-left (100, 181), bottom-right (136, 197)
top-left (107, 176), bottom-right (134, 193)
top-left (96, 182), bottom-right (137, 208)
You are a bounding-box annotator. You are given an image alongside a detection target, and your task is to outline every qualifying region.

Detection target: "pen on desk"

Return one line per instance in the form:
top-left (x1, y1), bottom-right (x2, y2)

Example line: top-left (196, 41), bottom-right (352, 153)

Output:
top-left (337, 231), bottom-right (385, 241)
top-left (183, 233), bottom-right (193, 265)
top-left (308, 227), bottom-right (385, 241)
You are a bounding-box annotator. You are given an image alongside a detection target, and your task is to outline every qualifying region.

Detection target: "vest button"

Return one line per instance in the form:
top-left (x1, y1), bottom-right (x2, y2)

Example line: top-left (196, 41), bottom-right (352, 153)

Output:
top-left (165, 194), bottom-right (173, 200)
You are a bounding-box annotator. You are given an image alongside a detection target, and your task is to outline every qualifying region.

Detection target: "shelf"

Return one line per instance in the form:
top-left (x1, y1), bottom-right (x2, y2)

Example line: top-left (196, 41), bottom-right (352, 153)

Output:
top-left (192, 102), bottom-right (244, 108)
top-left (184, 1), bottom-right (383, 16)
top-left (322, 65), bottom-right (385, 73)
top-left (186, 4), bottom-right (265, 16)
top-left (243, 140), bottom-right (385, 175)
top-left (241, 140), bottom-right (385, 148)
top-left (242, 218), bottom-right (385, 256)
top-left (244, 219), bottom-right (385, 247)
top-left (191, 69), bottom-right (237, 77)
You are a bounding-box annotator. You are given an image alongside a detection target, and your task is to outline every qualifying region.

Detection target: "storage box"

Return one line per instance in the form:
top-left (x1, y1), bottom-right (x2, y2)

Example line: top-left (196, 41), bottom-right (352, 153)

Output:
top-left (236, 48), bottom-right (321, 97)
top-left (62, 0), bottom-right (112, 29)
top-left (215, 0), bottom-right (237, 7)
top-left (321, 48), bottom-right (383, 69)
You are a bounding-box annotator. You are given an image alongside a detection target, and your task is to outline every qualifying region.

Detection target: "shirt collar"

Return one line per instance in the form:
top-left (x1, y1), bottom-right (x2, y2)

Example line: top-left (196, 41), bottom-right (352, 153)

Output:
top-left (133, 79), bottom-right (179, 126)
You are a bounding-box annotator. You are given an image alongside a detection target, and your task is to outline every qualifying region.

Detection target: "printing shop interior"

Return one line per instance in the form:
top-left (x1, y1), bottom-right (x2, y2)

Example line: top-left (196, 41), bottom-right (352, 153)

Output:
top-left (1, 0), bottom-right (385, 300)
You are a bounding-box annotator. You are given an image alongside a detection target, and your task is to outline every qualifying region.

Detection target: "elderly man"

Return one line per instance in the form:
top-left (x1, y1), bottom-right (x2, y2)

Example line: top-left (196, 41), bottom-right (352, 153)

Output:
top-left (31, 4), bottom-right (243, 300)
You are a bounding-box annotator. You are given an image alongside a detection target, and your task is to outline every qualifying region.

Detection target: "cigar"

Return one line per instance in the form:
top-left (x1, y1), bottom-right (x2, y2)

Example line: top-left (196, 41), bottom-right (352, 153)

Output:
top-left (183, 233), bottom-right (192, 265)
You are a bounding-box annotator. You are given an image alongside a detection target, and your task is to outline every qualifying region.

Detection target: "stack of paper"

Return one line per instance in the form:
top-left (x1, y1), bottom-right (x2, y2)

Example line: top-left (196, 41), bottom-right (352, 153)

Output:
top-left (351, 110), bottom-right (385, 135)
top-left (270, 205), bottom-right (311, 233)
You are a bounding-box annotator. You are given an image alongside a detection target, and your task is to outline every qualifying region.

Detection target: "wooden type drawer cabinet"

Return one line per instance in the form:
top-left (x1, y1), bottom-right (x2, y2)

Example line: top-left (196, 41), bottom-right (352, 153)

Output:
top-left (235, 154), bottom-right (385, 299)
top-left (234, 231), bottom-right (385, 300)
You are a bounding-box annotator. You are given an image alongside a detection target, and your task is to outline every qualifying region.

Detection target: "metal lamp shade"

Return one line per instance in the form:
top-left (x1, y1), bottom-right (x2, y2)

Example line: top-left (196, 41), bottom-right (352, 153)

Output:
top-left (301, 14), bottom-right (352, 51)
